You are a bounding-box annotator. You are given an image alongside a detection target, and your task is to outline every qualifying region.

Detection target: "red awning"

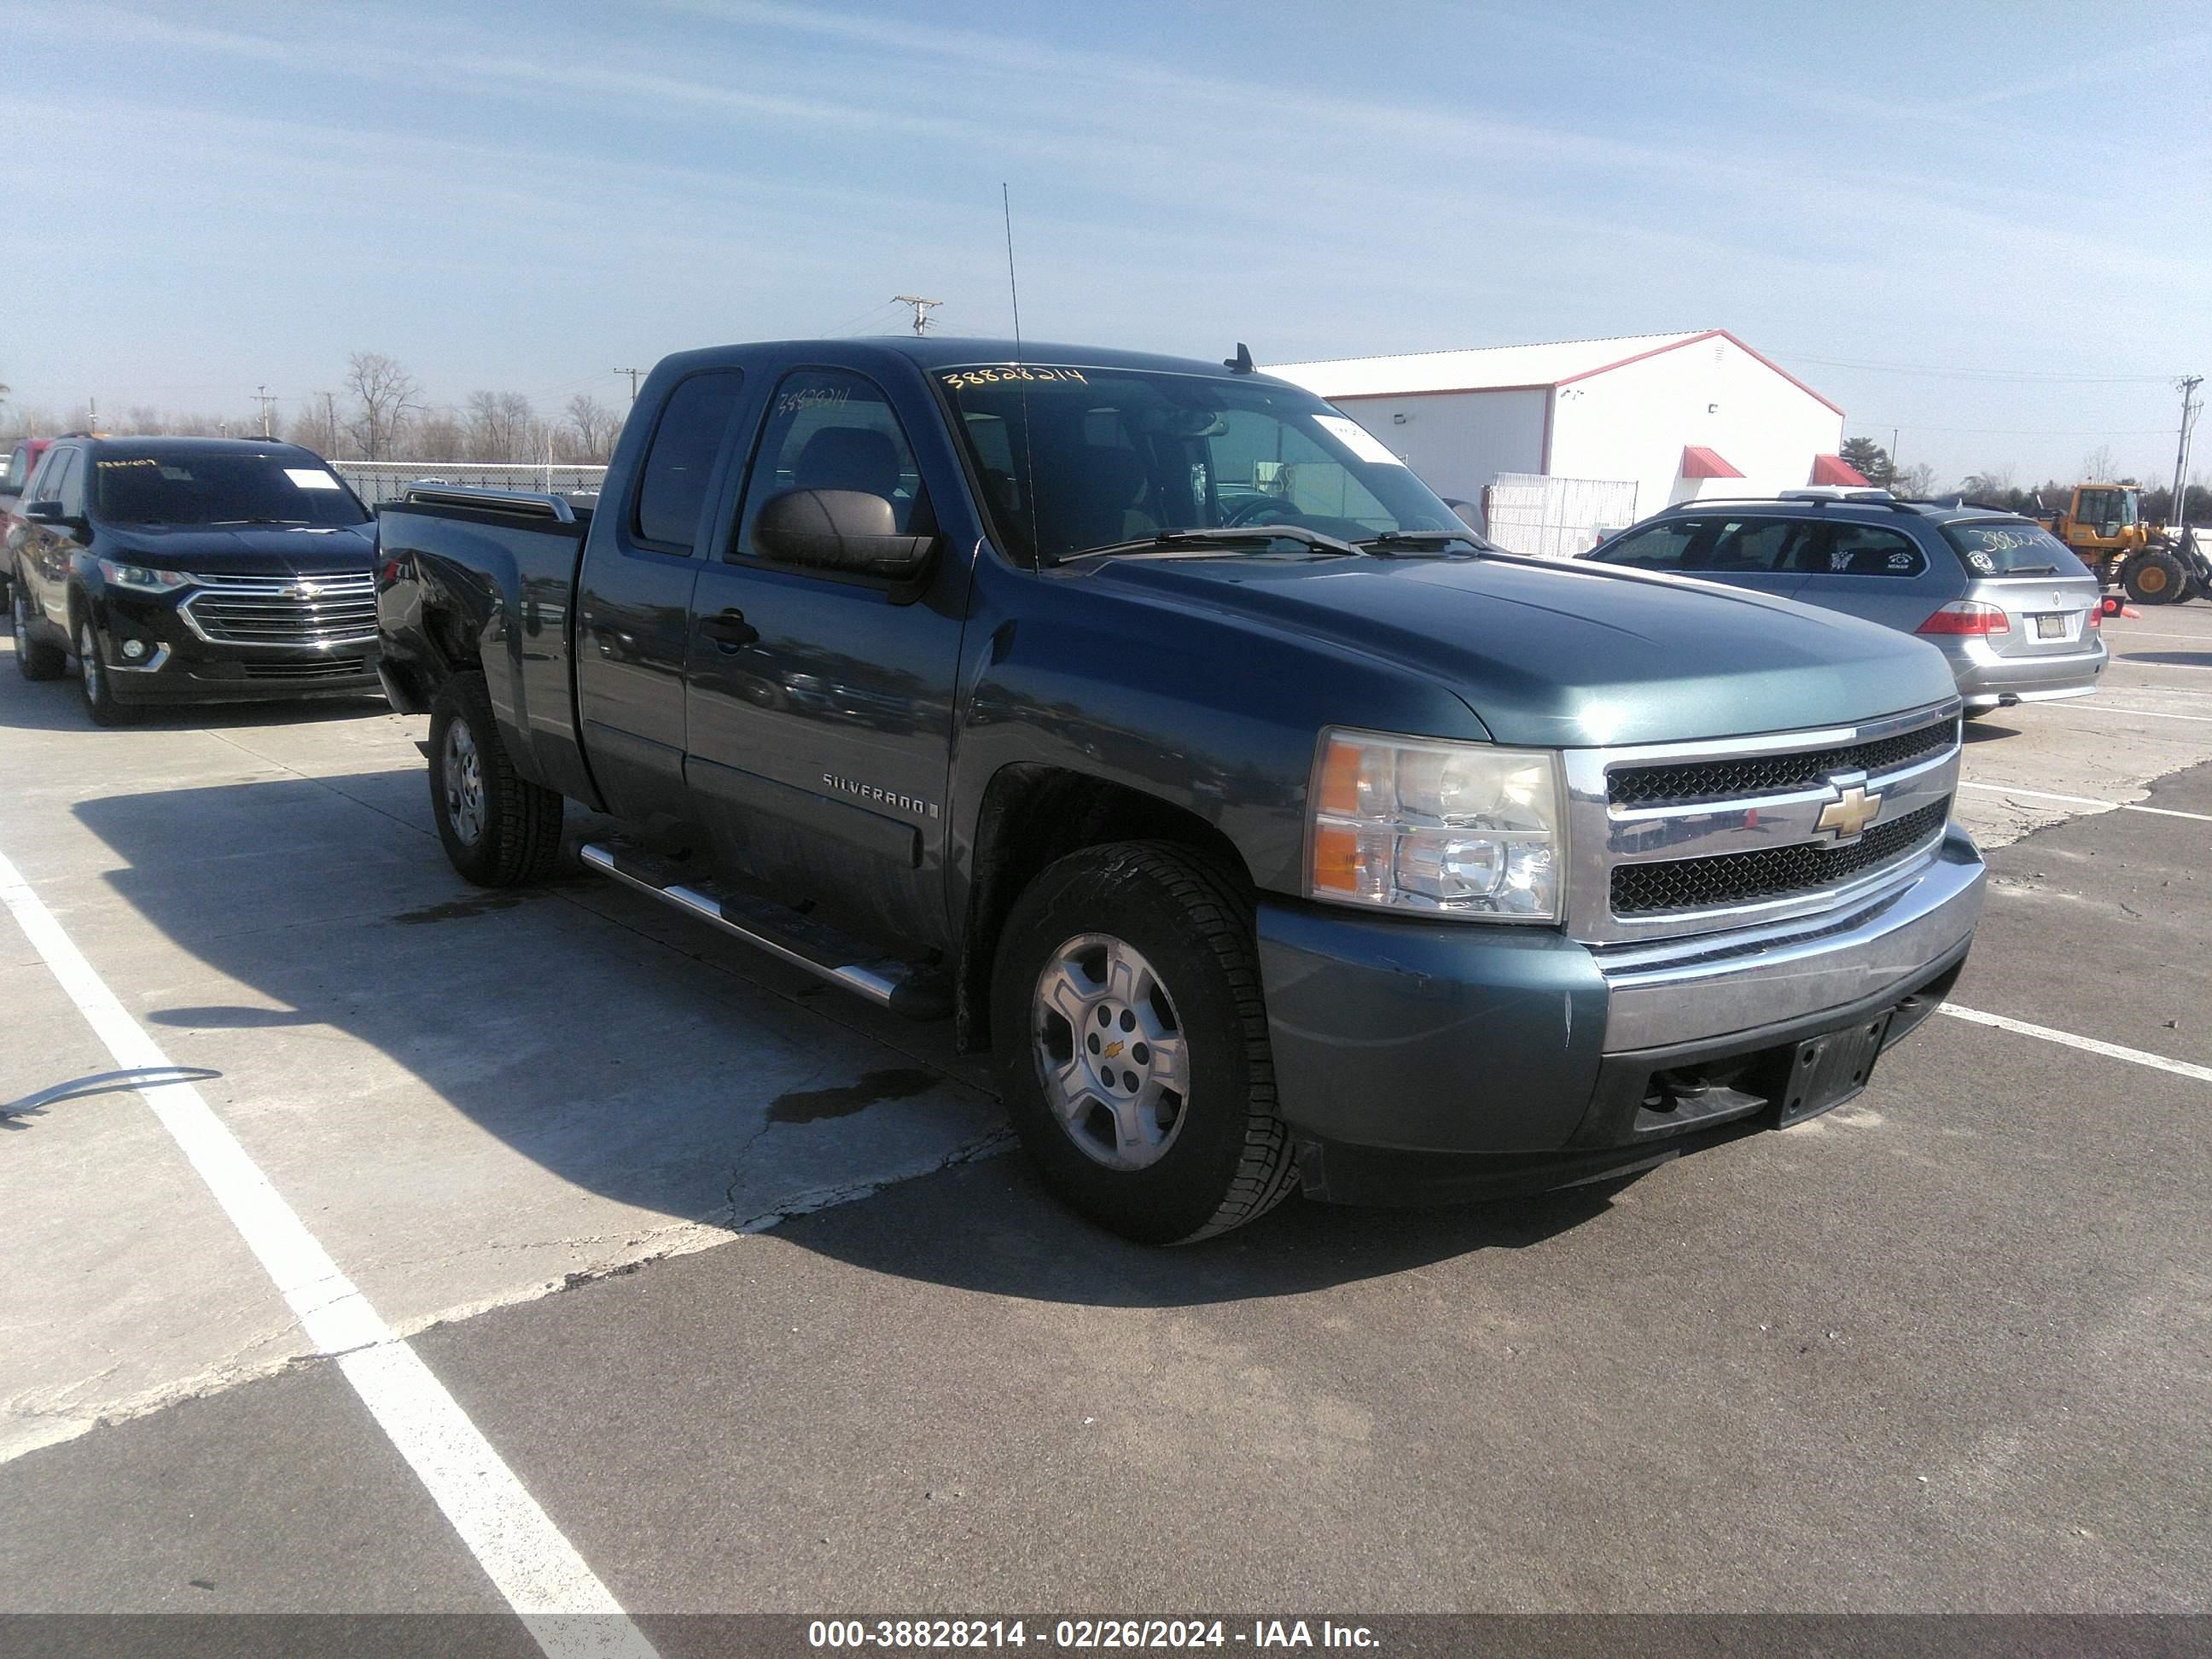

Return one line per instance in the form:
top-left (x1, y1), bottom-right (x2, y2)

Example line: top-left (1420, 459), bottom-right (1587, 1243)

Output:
top-left (1679, 445), bottom-right (1743, 479)
top-left (1811, 453), bottom-right (1871, 486)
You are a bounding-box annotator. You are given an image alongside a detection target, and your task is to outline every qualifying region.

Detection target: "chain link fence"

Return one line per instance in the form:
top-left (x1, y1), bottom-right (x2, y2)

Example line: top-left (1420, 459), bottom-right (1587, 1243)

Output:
top-left (1484, 473), bottom-right (1641, 559)
top-left (334, 461), bottom-right (610, 507)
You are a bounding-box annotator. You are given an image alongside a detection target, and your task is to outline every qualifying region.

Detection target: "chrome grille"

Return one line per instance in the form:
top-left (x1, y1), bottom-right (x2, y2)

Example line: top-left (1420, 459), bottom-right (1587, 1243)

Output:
top-left (182, 572), bottom-right (376, 649)
top-left (1611, 799), bottom-right (1951, 915)
top-left (1562, 701), bottom-right (1964, 945)
top-left (1608, 722), bottom-right (1955, 808)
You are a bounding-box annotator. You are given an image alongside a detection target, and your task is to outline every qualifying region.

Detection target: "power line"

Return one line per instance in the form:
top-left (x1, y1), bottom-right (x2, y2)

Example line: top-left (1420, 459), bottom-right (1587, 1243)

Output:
top-left (1851, 422), bottom-right (2176, 436)
top-left (252, 385), bottom-right (277, 438)
top-left (824, 299), bottom-right (903, 337)
top-left (614, 367), bottom-right (643, 403)
top-left (1778, 352), bottom-right (2180, 385)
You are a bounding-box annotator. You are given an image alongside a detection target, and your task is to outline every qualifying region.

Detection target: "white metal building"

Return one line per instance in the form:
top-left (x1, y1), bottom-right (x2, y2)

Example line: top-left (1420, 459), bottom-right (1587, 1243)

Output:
top-left (1268, 330), bottom-right (1866, 556)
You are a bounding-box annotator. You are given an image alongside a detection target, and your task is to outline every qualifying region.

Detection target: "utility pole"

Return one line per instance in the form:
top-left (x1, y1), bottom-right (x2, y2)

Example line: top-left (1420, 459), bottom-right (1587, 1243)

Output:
top-left (892, 295), bottom-right (942, 337)
top-left (2172, 375), bottom-right (2203, 530)
top-left (253, 385), bottom-right (277, 439)
top-left (614, 367), bottom-right (643, 403)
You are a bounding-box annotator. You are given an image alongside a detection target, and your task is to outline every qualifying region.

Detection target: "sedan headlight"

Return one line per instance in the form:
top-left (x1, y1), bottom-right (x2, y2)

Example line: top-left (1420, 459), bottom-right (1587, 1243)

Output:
top-left (97, 559), bottom-right (194, 595)
top-left (1307, 729), bottom-right (1566, 922)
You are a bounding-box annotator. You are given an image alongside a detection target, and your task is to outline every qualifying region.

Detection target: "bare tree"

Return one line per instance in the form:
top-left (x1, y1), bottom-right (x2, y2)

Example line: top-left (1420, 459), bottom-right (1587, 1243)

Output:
top-left (287, 391), bottom-right (345, 458)
top-left (564, 393), bottom-right (622, 462)
top-left (1959, 465), bottom-right (2015, 501)
top-left (2081, 445), bottom-right (2116, 482)
top-left (343, 352), bottom-right (421, 460)
top-left (463, 390), bottom-right (537, 460)
top-left (1893, 462), bottom-right (1938, 497)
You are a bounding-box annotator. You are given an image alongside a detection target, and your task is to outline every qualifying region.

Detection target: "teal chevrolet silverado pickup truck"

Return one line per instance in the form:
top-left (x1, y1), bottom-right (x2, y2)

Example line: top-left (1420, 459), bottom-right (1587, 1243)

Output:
top-left (373, 336), bottom-right (1985, 1243)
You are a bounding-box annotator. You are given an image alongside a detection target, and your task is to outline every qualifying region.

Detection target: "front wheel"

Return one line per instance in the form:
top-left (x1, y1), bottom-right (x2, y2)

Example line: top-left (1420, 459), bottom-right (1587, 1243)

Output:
top-left (2124, 550), bottom-right (2186, 604)
top-left (990, 841), bottom-right (1297, 1244)
top-left (427, 671), bottom-right (566, 887)
top-left (77, 618), bottom-right (132, 725)
top-left (12, 582), bottom-right (65, 680)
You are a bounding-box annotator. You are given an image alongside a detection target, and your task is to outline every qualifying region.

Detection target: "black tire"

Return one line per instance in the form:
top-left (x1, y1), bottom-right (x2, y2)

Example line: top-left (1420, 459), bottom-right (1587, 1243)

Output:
top-left (2124, 550), bottom-right (2186, 605)
top-left (75, 615), bottom-right (133, 726)
top-left (11, 580), bottom-right (65, 681)
top-left (990, 840), bottom-right (1296, 1244)
top-left (427, 670), bottom-right (565, 887)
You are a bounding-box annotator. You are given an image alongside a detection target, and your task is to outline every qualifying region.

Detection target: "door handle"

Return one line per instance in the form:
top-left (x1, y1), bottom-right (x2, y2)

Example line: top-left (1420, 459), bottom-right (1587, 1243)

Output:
top-left (699, 608), bottom-right (759, 649)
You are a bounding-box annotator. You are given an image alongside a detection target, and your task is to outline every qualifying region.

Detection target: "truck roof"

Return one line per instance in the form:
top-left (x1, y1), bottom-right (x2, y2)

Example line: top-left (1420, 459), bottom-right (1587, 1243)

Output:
top-left (661, 336), bottom-right (1291, 384)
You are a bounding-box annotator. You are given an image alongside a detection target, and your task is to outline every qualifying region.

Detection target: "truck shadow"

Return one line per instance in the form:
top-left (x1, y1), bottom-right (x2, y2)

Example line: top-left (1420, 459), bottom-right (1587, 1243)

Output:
top-left (68, 772), bottom-right (1629, 1308)
top-left (2116, 650), bottom-right (2212, 670)
top-left (771, 1152), bottom-right (1639, 1308)
top-left (0, 671), bottom-right (389, 735)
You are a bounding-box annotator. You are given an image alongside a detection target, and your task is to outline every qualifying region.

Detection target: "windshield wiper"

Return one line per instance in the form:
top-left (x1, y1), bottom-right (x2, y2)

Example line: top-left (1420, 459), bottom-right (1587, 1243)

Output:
top-left (1355, 529), bottom-right (1488, 556)
top-left (1062, 526), bottom-right (1368, 562)
top-left (1997, 562), bottom-right (2062, 575)
top-left (210, 517), bottom-right (311, 527)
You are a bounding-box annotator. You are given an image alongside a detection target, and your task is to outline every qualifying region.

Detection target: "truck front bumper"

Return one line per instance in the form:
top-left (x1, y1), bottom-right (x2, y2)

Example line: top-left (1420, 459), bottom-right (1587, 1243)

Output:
top-left (1255, 825), bottom-right (1985, 1206)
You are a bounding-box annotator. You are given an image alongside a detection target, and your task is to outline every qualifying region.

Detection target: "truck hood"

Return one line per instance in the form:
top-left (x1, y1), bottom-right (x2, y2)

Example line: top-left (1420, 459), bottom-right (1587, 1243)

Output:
top-left (1089, 553), bottom-right (1959, 747)
top-left (101, 522), bottom-right (375, 578)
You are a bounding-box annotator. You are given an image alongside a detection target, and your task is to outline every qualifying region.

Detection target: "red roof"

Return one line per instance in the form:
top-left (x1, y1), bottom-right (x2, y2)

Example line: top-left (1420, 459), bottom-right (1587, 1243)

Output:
top-left (1680, 445), bottom-right (1743, 479)
top-left (1811, 453), bottom-right (1871, 486)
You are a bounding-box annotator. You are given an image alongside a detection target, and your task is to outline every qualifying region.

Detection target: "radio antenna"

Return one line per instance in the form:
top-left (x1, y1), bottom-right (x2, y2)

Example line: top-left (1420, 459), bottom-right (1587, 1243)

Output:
top-left (1004, 182), bottom-right (1042, 559)
top-left (1003, 183), bottom-right (1025, 357)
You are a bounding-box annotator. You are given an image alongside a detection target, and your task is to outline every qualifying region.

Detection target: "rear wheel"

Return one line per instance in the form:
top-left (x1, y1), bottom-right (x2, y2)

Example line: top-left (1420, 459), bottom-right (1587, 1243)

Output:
top-left (2124, 550), bottom-right (2186, 604)
top-left (422, 672), bottom-right (562, 888)
top-left (11, 582), bottom-right (65, 681)
top-left (428, 671), bottom-right (566, 887)
top-left (76, 618), bottom-right (132, 725)
top-left (990, 841), bottom-right (1297, 1244)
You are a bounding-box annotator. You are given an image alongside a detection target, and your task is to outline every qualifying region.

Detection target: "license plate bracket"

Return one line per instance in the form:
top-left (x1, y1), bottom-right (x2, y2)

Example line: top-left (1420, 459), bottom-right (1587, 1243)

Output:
top-left (2033, 612), bottom-right (2067, 639)
top-left (1773, 1014), bottom-right (1893, 1126)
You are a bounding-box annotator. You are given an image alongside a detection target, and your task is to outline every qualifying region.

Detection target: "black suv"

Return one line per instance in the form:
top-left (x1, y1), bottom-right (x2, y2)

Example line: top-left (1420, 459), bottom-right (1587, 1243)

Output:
top-left (6, 436), bottom-right (380, 725)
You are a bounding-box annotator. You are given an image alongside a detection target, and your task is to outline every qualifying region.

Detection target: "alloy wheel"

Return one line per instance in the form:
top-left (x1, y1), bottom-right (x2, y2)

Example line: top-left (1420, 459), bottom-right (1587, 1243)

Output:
top-left (1031, 932), bottom-right (1191, 1171)
top-left (443, 718), bottom-right (486, 846)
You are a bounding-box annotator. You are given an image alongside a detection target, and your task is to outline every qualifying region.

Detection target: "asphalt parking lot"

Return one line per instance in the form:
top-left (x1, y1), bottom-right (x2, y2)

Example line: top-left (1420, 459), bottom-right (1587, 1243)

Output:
top-left (2, 608), bottom-right (2209, 1636)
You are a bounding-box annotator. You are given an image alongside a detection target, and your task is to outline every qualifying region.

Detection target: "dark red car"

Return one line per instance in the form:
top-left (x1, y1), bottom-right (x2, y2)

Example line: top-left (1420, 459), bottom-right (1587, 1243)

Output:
top-left (1, 438), bottom-right (54, 597)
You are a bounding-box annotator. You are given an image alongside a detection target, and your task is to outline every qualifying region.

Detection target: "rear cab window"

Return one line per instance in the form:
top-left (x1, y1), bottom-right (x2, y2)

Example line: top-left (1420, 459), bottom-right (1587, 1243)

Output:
top-left (630, 371), bottom-right (747, 553)
top-left (3, 444), bottom-right (35, 496)
top-left (1941, 520), bottom-right (2089, 579)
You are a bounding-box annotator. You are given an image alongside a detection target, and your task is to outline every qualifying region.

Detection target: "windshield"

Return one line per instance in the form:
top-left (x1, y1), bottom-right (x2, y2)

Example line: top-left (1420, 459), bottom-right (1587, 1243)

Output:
top-left (934, 364), bottom-right (1476, 562)
top-left (1943, 519), bottom-right (2091, 578)
top-left (90, 451), bottom-right (371, 528)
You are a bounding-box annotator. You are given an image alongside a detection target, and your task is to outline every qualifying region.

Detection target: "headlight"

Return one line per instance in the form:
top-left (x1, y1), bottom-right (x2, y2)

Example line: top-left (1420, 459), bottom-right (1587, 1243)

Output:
top-left (1307, 729), bottom-right (1565, 922)
top-left (97, 559), bottom-right (194, 595)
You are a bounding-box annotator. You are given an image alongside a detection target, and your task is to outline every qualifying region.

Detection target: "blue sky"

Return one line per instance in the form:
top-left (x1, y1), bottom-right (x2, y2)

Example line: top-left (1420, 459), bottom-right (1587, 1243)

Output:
top-left (3, 0), bottom-right (2206, 484)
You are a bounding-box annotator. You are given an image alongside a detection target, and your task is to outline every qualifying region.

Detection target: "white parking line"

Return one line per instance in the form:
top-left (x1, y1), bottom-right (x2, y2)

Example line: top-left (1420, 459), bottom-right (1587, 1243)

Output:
top-left (2046, 701), bottom-right (2212, 725)
top-left (2108, 629), bottom-right (2212, 642)
top-left (1941, 1004), bottom-right (2212, 1086)
top-left (1957, 780), bottom-right (2212, 822)
top-left (0, 848), bottom-right (655, 1659)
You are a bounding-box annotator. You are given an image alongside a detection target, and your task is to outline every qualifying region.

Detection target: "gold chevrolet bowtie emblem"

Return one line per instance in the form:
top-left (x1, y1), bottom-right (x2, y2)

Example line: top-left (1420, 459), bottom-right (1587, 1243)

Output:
top-left (1816, 783), bottom-right (1884, 841)
top-left (1103, 1040), bottom-right (1124, 1059)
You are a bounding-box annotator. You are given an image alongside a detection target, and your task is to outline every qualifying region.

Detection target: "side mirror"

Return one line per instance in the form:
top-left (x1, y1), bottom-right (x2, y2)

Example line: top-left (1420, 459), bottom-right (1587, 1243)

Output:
top-left (753, 488), bottom-right (934, 579)
top-left (25, 501), bottom-right (87, 538)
